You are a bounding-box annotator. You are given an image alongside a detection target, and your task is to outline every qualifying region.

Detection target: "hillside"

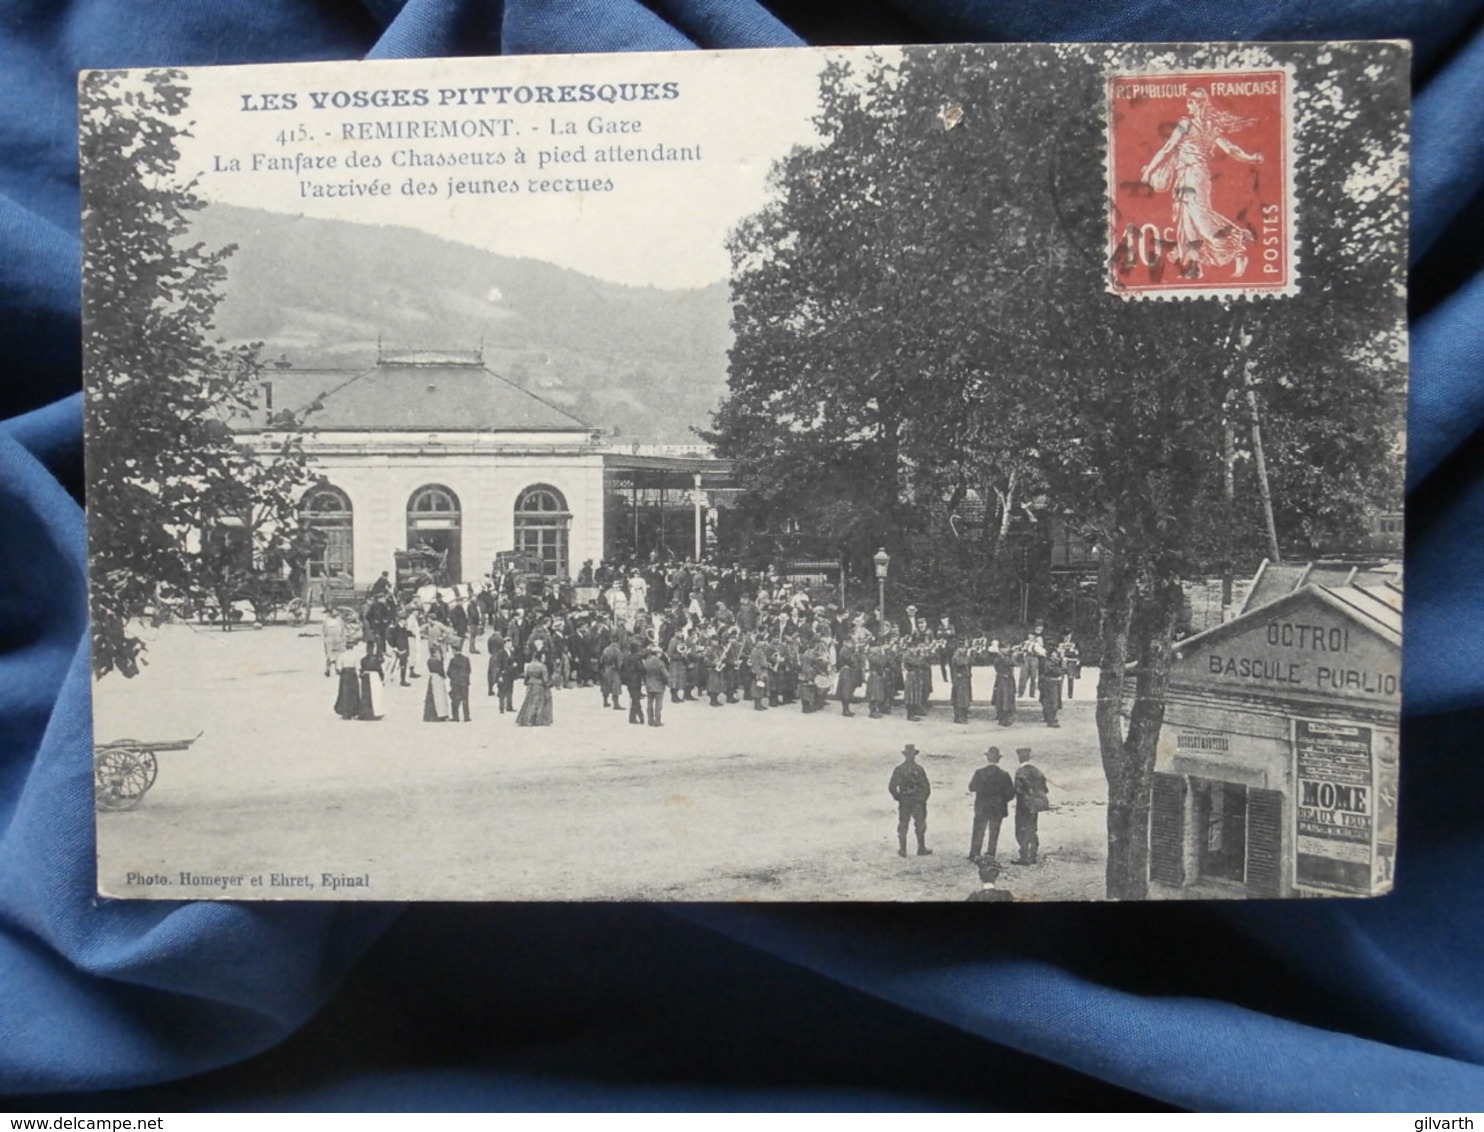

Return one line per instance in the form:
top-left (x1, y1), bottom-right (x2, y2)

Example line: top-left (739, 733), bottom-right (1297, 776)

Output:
top-left (189, 203), bottom-right (732, 444)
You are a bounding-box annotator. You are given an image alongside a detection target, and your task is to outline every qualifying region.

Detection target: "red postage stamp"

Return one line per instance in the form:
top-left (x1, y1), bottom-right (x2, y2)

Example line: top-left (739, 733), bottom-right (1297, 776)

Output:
top-left (1107, 68), bottom-right (1294, 299)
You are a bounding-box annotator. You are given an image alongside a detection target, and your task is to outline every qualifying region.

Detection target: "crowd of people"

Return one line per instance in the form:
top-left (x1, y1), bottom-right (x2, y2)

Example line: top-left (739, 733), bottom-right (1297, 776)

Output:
top-left (313, 556), bottom-right (1082, 893)
top-left (318, 557), bottom-right (1087, 733)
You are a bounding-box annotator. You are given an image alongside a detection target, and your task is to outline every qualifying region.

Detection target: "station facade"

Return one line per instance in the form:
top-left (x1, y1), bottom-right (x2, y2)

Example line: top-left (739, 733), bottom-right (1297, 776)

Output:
top-left (1147, 563), bottom-right (1402, 899)
top-left (233, 350), bottom-right (731, 591)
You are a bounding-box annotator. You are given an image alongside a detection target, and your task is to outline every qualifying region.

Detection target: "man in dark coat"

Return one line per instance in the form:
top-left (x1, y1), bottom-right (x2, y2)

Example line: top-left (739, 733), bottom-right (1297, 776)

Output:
top-left (364, 596), bottom-right (392, 656)
top-left (465, 598), bottom-right (482, 654)
top-left (620, 641), bottom-right (647, 725)
top-left (446, 643), bottom-right (472, 722)
top-left (936, 614), bottom-right (956, 683)
top-left (486, 631), bottom-right (504, 695)
top-left (385, 617), bottom-right (411, 686)
top-left (836, 638), bottom-right (859, 717)
top-left (737, 594), bottom-right (760, 633)
top-left (1013, 747), bottom-right (1050, 864)
top-left (1039, 649), bottom-right (1064, 726)
top-left (888, 744), bottom-right (933, 858)
top-left (666, 634), bottom-right (688, 704)
top-left (642, 645), bottom-right (670, 727)
top-left (748, 639), bottom-right (772, 711)
top-left (949, 641), bottom-right (974, 724)
top-left (493, 637), bottom-right (519, 713)
top-left (600, 638), bottom-right (624, 710)
top-left (967, 746), bottom-right (1017, 860)
top-left (991, 643), bottom-right (1017, 727)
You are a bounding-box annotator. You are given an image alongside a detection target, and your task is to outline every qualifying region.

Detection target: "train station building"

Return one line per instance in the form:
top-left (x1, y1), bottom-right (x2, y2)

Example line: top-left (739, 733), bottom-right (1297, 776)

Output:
top-left (233, 349), bottom-right (733, 591)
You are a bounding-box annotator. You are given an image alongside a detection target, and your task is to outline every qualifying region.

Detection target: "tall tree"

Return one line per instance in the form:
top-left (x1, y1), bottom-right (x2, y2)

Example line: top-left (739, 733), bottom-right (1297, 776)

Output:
top-left (81, 69), bottom-right (313, 678)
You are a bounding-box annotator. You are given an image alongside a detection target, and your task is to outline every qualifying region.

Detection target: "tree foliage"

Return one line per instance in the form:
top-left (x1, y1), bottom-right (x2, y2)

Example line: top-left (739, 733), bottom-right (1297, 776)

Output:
top-left (82, 69), bottom-right (315, 678)
top-left (712, 44), bottom-right (1407, 897)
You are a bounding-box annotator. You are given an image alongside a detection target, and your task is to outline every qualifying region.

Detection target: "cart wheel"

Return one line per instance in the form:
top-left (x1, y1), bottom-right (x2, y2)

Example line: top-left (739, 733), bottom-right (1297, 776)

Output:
top-left (94, 744), bottom-right (159, 812)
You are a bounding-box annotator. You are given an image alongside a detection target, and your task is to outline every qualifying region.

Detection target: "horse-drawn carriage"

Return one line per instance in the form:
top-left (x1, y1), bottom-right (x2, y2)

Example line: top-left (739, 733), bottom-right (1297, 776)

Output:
top-left (196, 571), bottom-right (307, 627)
top-left (493, 549), bottom-right (548, 597)
top-left (395, 546), bottom-right (450, 601)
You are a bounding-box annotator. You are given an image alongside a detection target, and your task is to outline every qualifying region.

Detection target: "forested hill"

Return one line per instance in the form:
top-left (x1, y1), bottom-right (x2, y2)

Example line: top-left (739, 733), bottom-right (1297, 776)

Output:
top-left (189, 203), bottom-right (732, 444)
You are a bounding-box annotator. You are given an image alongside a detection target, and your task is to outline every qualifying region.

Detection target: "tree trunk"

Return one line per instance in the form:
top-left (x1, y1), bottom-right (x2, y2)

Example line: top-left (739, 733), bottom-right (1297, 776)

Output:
top-left (1245, 375), bottom-right (1281, 563)
top-left (1095, 539), bottom-right (1139, 898)
top-left (1097, 532), bottom-right (1189, 900)
top-left (987, 465), bottom-right (1018, 572)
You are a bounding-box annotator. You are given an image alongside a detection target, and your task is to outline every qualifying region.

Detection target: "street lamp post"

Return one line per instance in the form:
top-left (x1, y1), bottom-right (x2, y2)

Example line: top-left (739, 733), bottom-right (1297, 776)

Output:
top-left (873, 547), bottom-right (890, 627)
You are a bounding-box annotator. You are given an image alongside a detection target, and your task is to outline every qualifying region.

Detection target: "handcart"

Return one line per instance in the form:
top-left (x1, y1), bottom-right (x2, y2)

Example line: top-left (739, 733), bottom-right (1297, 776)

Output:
top-left (93, 731), bottom-right (203, 812)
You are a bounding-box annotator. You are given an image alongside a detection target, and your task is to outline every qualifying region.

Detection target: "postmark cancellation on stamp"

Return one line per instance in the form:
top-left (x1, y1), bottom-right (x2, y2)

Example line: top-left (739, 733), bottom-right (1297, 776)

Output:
top-left (1107, 67), bottom-right (1295, 299)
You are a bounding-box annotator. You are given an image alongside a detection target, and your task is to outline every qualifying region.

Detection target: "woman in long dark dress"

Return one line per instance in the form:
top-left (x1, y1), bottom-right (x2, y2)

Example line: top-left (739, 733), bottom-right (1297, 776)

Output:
top-left (333, 644), bottom-right (361, 720)
top-left (423, 647), bottom-right (449, 722)
top-left (357, 645), bottom-right (385, 721)
top-left (515, 652), bottom-right (553, 727)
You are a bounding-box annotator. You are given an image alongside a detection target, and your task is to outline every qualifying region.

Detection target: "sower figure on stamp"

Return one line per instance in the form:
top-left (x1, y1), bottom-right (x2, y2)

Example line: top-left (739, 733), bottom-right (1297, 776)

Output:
top-left (1012, 747), bottom-right (1050, 865)
top-left (967, 746), bottom-right (1016, 861)
top-left (1139, 88), bottom-right (1263, 280)
top-left (889, 744), bottom-right (933, 858)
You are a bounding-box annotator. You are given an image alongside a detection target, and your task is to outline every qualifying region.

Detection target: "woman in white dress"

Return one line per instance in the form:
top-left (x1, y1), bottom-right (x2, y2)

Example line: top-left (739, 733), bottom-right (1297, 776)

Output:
top-left (423, 644), bottom-right (450, 721)
top-left (405, 605), bottom-right (424, 679)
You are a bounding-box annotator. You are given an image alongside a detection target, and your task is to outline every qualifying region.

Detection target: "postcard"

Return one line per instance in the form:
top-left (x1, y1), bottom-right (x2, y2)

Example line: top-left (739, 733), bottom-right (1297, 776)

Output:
top-left (82, 41), bottom-right (1408, 901)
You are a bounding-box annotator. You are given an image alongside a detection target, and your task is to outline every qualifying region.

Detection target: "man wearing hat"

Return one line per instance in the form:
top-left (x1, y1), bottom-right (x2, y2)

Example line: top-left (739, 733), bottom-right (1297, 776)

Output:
top-left (902, 603), bottom-right (920, 636)
top-left (967, 746), bottom-right (1017, 861)
top-left (321, 606), bottom-right (347, 678)
top-left (446, 641), bottom-right (472, 723)
top-left (888, 744), bottom-right (933, 858)
top-left (965, 856), bottom-right (1014, 902)
top-left (1012, 747), bottom-right (1051, 864)
top-left (642, 644), bottom-right (670, 727)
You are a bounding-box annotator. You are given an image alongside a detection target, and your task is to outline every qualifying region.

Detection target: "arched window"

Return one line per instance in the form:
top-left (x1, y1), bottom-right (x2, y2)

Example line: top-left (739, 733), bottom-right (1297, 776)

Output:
top-left (407, 484), bottom-right (462, 583)
top-left (515, 484), bottom-right (571, 579)
top-left (301, 484), bottom-right (353, 580)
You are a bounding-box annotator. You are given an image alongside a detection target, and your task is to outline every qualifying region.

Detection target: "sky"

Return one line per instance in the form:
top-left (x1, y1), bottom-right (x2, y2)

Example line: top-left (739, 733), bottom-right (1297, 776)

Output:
top-left (156, 48), bottom-right (872, 290)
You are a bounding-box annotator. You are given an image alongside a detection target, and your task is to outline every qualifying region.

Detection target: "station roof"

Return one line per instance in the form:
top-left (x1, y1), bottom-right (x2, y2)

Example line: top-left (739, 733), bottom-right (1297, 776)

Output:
top-left (602, 451), bottom-right (733, 476)
top-left (239, 358), bottom-right (592, 433)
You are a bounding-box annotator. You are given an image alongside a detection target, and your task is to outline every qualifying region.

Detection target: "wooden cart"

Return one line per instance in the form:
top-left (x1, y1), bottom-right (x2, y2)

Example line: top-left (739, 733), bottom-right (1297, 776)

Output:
top-left (93, 732), bottom-right (203, 812)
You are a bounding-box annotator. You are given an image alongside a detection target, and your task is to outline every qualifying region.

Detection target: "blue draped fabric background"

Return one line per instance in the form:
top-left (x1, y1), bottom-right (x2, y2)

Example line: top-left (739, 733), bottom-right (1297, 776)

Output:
top-left (2, 0), bottom-right (1482, 1112)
